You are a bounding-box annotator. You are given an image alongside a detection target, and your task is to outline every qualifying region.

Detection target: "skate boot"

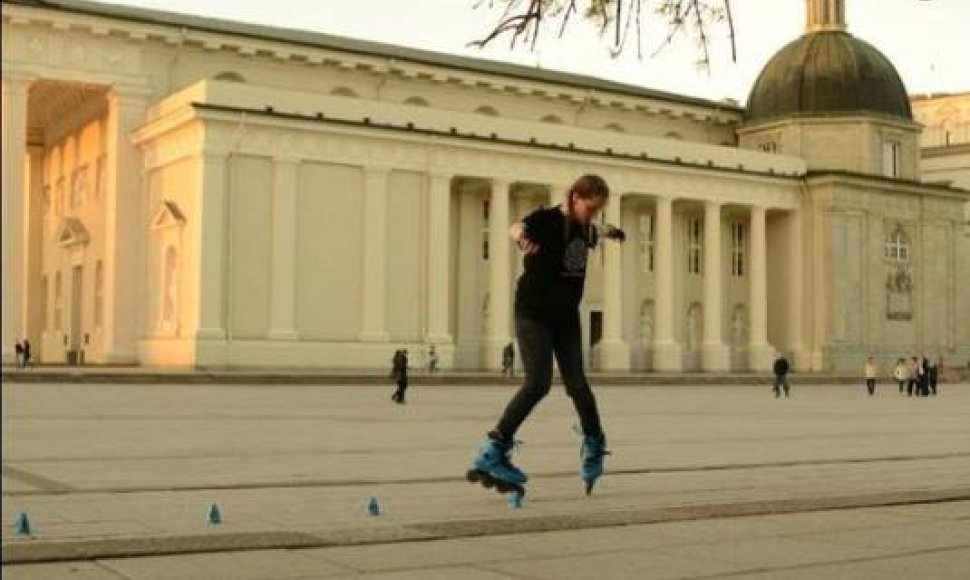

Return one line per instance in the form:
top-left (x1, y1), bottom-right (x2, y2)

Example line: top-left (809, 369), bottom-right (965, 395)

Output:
top-left (466, 436), bottom-right (527, 497)
top-left (580, 432), bottom-right (610, 495)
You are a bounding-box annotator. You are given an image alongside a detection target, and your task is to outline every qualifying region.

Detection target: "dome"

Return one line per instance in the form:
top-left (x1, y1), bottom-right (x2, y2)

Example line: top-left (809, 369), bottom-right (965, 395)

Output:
top-left (745, 31), bottom-right (912, 123)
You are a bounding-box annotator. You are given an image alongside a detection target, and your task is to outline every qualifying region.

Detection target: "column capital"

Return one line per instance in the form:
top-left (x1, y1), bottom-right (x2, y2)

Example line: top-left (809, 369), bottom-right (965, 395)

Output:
top-left (1, 71), bottom-right (36, 93)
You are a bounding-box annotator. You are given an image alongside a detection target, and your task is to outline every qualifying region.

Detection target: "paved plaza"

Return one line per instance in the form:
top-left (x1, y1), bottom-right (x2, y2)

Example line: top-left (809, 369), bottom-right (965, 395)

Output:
top-left (2, 379), bottom-right (969, 579)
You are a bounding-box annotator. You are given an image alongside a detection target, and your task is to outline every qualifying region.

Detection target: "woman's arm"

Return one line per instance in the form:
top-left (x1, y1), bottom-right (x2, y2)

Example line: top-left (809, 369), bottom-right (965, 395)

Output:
top-left (509, 222), bottom-right (540, 254)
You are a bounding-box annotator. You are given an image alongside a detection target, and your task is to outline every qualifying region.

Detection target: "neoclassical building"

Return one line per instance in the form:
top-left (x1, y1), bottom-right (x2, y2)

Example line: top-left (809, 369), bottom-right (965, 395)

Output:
top-left (2, 0), bottom-right (968, 371)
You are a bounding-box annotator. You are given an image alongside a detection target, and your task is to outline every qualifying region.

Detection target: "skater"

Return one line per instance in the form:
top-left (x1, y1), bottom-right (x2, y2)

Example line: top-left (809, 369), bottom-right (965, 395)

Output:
top-left (864, 357), bottom-right (877, 396)
top-left (467, 174), bottom-right (626, 498)
top-left (427, 345), bottom-right (438, 374)
top-left (501, 343), bottom-right (515, 377)
top-left (22, 339), bottom-right (31, 368)
top-left (927, 356), bottom-right (939, 396)
top-left (892, 358), bottom-right (908, 394)
top-left (391, 349), bottom-right (409, 404)
top-left (772, 354), bottom-right (791, 398)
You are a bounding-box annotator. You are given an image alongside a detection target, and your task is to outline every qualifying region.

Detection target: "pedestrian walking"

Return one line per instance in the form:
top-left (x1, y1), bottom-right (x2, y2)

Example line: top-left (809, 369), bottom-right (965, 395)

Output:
top-left (22, 339), bottom-right (32, 368)
top-left (892, 358), bottom-right (908, 394)
top-left (501, 343), bottom-right (515, 377)
top-left (927, 356), bottom-right (939, 396)
top-left (772, 355), bottom-right (791, 398)
top-left (14, 342), bottom-right (24, 369)
top-left (864, 357), bottom-right (877, 396)
top-left (907, 356), bottom-right (919, 397)
top-left (427, 345), bottom-right (439, 374)
top-left (390, 349), bottom-right (409, 404)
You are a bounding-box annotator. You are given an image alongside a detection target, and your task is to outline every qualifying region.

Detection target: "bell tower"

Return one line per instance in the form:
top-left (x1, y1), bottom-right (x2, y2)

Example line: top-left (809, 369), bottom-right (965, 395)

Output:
top-left (806, 0), bottom-right (847, 33)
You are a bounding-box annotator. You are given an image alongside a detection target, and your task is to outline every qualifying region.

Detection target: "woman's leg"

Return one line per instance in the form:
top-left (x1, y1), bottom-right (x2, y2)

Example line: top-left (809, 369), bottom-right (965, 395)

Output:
top-left (492, 315), bottom-right (554, 441)
top-left (552, 311), bottom-right (603, 437)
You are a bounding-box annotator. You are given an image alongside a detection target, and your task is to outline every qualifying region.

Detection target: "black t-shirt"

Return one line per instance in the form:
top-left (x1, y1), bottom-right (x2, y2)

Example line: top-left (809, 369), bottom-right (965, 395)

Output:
top-left (514, 206), bottom-right (594, 318)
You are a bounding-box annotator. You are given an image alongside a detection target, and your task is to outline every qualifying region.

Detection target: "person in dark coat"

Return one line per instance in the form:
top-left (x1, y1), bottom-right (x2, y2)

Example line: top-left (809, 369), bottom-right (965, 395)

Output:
top-left (14, 342), bottom-right (24, 369)
top-left (391, 349), bottom-right (409, 404)
top-left (22, 339), bottom-right (32, 368)
top-left (918, 357), bottom-right (931, 397)
top-left (501, 342), bottom-right (515, 377)
top-left (772, 355), bottom-right (791, 398)
top-left (927, 357), bottom-right (939, 396)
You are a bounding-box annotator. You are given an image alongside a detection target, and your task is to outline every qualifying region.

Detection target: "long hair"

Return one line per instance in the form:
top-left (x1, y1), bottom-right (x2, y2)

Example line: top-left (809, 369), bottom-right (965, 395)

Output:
top-left (564, 174), bottom-right (610, 245)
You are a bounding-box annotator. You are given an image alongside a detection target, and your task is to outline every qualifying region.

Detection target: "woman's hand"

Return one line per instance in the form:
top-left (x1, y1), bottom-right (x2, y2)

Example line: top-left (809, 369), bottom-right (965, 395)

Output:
top-left (517, 234), bottom-right (540, 254)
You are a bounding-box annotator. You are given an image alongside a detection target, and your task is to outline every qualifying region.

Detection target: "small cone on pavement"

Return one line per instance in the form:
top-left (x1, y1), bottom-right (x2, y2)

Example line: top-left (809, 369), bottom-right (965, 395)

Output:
top-left (207, 503), bottom-right (223, 525)
top-left (14, 512), bottom-right (32, 536)
top-left (365, 496), bottom-right (382, 517)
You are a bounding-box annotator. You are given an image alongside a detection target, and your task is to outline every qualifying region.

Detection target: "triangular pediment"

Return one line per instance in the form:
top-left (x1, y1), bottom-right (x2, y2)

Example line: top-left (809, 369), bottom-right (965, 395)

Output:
top-left (56, 218), bottom-right (90, 248)
top-left (150, 201), bottom-right (186, 231)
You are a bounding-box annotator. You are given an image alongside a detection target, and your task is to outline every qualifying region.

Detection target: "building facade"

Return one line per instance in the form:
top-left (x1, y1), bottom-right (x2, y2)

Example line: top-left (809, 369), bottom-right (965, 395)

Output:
top-left (2, 0), bottom-right (969, 371)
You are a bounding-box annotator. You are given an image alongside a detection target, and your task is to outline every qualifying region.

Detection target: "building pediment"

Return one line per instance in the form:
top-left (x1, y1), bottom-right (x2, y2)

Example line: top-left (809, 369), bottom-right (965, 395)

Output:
top-left (150, 201), bottom-right (186, 231)
top-left (56, 217), bottom-right (90, 248)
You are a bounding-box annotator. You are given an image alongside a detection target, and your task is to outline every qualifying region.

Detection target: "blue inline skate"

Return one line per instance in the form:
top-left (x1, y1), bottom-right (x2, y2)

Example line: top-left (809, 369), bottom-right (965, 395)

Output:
top-left (466, 436), bottom-right (527, 497)
top-left (580, 432), bottom-right (610, 495)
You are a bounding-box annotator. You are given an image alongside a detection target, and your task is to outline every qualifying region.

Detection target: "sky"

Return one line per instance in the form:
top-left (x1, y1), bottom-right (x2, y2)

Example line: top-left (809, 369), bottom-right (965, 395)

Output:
top-left (96, 0), bottom-right (968, 103)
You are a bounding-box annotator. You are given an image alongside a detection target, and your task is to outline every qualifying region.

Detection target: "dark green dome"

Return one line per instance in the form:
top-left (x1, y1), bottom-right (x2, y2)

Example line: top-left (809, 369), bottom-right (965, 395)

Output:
top-left (745, 31), bottom-right (912, 123)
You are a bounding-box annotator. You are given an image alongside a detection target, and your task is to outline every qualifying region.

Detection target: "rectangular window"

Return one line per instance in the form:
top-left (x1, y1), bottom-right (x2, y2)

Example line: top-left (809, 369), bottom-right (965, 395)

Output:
top-left (687, 217), bottom-right (703, 275)
top-left (731, 221), bottom-right (746, 277)
top-left (639, 214), bottom-right (654, 273)
top-left (482, 199), bottom-right (490, 261)
top-left (882, 140), bottom-right (901, 178)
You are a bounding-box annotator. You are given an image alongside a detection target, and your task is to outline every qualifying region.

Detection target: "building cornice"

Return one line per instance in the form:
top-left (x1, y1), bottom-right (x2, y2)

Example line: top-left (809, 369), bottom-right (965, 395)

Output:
top-left (805, 170), bottom-right (970, 199)
top-left (2, 0), bottom-right (741, 125)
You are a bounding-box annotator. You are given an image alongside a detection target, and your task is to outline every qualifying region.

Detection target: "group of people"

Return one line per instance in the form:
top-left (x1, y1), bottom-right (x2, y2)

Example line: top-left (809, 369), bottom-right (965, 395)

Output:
top-left (885, 356), bottom-right (940, 397)
top-left (12, 340), bottom-right (33, 369)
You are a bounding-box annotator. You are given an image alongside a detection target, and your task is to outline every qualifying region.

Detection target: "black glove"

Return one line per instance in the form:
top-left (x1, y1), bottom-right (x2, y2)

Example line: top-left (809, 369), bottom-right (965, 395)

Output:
top-left (603, 224), bottom-right (626, 242)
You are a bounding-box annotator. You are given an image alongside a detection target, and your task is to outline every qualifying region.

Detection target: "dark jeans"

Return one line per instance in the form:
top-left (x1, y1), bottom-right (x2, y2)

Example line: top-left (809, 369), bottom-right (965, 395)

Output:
top-left (493, 310), bottom-right (602, 440)
top-left (773, 374), bottom-right (790, 397)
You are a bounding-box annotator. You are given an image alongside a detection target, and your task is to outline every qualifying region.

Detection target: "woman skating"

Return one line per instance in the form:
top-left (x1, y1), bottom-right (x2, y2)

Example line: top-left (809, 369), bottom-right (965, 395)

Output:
top-left (466, 174), bottom-right (625, 498)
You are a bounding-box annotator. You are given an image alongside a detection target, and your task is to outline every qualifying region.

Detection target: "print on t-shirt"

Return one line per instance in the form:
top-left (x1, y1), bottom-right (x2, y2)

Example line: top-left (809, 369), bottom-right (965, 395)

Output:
top-left (562, 237), bottom-right (588, 277)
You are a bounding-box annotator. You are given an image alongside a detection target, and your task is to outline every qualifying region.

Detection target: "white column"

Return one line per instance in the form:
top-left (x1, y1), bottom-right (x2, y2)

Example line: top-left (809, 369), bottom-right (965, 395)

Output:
top-left (268, 156), bottom-right (300, 340)
top-left (653, 195), bottom-right (682, 371)
top-left (598, 193), bottom-right (631, 371)
top-left (702, 200), bottom-right (729, 371)
top-left (194, 151), bottom-right (228, 342)
top-left (360, 166), bottom-right (390, 342)
top-left (788, 208), bottom-right (808, 370)
top-left (485, 178), bottom-right (512, 369)
top-left (426, 173), bottom-right (452, 344)
top-left (1, 72), bottom-right (32, 362)
top-left (24, 145), bottom-right (46, 349)
top-left (102, 86), bottom-right (150, 363)
top-left (748, 205), bottom-right (773, 371)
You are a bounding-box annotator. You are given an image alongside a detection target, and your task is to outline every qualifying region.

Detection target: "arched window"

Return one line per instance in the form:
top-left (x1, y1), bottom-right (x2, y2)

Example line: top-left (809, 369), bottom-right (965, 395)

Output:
top-left (884, 229), bottom-right (910, 262)
top-left (162, 246), bottom-right (178, 326)
top-left (403, 96), bottom-right (430, 107)
top-left (540, 114), bottom-right (563, 124)
top-left (603, 123), bottom-right (625, 133)
top-left (54, 271), bottom-right (63, 332)
top-left (330, 86), bottom-right (358, 98)
top-left (475, 105), bottom-right (499, 116)
top-left (94, 261), bottom-right (104, 329)
top-left (213, 71), bottom-right (246, 83)
top-left (758, 140), bottom-right (778, 153)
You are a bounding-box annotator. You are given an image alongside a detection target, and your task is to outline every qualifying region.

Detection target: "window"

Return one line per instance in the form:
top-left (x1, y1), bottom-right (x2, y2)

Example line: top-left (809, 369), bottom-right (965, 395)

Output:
top-left (482, 199), bottom-right (490, 261)
top-left (639, 214), bottom-right (654, 273)
top-left (162, 247), bottom-right (178, 326)
top-left (884, 229), bottom-right (910, 262)
top-left (540, 114), bottom-right (563, 124)
top-left (475, 105), bottom-right (499, 116)
top-left (95, 155), bottom-right (107, 199)
top-left (604, 123), bottom-right (625, 133)
top-left (758, 141), bottom-right (778, 153)
top-left (731, 221), bottom-right (746, 277)
top-left (41, 276), bottom-right (49, 331)
top-left (882, 140), bottom-right (902, 178)
top-left (94, 261), bottom-right (104, 329)
top-left (686, 217), bottom-right (703, 275)
top-left (54, 271), bottom-right (63, 331)
top-left (664, 131), bottom-right (682, 140)
top-left (71, 165), bottom-right (88, 208)
top-left (403, 96), bottom-right (430, 107)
